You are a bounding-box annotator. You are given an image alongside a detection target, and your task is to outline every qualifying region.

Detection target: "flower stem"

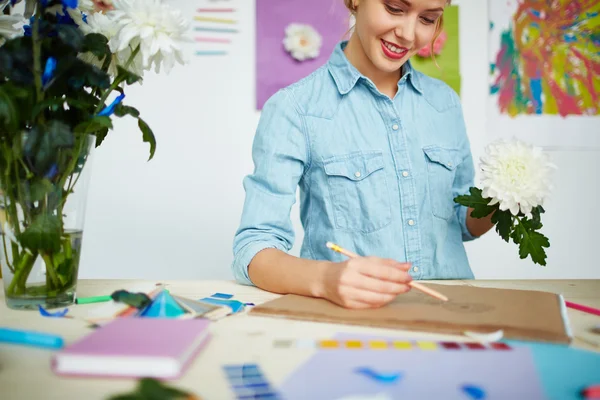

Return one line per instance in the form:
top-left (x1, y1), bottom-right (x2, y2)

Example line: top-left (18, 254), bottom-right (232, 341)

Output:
top-left (31, 5), bottom-right (44, 112)
top-left (6, 251), bottom-right (36, 295)
top-left (41, 252), bottom-right (60, 289)
top-left (93, 44), bottom-right (141, 115)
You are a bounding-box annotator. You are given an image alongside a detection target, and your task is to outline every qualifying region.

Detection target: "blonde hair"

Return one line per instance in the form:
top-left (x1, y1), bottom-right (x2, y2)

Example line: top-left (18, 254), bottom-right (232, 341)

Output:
top-left (343, 0), bottom-right (451, 62)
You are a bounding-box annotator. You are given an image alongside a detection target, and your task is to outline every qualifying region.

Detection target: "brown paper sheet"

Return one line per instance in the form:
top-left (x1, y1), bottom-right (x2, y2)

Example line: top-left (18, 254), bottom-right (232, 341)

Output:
top-left (249, 284), bottom-right (572, 344)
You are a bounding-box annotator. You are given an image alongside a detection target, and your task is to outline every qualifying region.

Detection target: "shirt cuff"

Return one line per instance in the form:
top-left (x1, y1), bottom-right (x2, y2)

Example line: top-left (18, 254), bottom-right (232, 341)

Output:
top-left (458, 206), bottom-right (477, 242)
top-left (231, 240), bottom-right (287, 286)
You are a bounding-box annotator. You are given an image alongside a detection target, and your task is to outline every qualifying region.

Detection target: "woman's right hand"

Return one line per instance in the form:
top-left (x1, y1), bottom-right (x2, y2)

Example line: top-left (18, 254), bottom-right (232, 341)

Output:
top-left (319, 257), bottom-right (413, 309)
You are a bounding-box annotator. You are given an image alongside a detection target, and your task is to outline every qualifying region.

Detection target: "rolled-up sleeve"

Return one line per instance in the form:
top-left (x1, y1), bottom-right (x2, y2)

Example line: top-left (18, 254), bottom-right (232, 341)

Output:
top-left (231, 88), bottom-right (309, 285)
top-left (451, 100), bottom-right (477, 242)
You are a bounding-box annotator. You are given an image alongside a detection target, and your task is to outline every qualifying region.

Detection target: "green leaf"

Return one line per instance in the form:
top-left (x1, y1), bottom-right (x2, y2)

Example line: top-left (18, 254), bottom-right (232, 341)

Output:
top-left (492, 210), bottom-right (513, 242)
top-left (18, 214), bottom-right (61, 253)
top-left (110, 290), bottom-right (152, 309)
top-left (117, 65), bottom-right (142, 85)
top-left (31, 98), bottom-right (66, 120)
top-left (94, 126), bottom-right (109, 147)
top-left (28, 179), bottom-right (55, 202)
top-left (83, 33), bottom-right (110, 59)
top-left (114, 104), bottom-right (140, 118)
top-left (138, 117), bottom-right (156, 160)
top-left (74, 116), bottom-right (113, 134)
top-left (48, 120), bottom-right (74, 147)
top-left (108, 378), bottom-right (196, 400)
top-left (529, 205), bottom-right (544, 230)
top-left (56, 24), bottom-right (85, 52)
top-left (453, 187), bottom-right (497, 218)
top-left (518, 230), bottom-right (550, 266)
top-left (0, 85), bottom-right (20, 133)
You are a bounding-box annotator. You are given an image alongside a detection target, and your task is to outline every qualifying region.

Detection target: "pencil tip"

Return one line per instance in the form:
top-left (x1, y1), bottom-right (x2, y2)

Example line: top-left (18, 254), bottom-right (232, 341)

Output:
top-left (326, 242), bottom-right (334, 248)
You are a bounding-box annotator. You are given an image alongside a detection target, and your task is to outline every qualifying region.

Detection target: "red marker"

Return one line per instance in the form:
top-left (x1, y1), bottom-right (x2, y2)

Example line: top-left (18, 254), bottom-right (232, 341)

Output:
top-left (582, 385), bottom-right (600, 399)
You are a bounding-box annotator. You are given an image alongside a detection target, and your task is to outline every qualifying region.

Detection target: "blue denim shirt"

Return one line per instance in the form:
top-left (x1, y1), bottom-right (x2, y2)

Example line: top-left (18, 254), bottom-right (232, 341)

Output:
top-left (232, 41), bottom-right (477, 285)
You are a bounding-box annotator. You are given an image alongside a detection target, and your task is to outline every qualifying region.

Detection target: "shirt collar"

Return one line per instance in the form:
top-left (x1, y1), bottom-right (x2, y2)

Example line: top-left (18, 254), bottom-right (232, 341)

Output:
top-left (327, 41), bottom-right (423, 95)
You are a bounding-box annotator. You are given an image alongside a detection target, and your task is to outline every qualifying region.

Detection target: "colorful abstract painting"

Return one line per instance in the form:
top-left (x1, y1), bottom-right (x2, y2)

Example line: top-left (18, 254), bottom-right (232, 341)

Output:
top-left (489, 0), bottom-right (600, 118)
top-left (487, 0), bottom-right (600, 148)
top-left (411, 5), bottom-right (460, 96)
top-left (255, 0), bottom-right (351, 110)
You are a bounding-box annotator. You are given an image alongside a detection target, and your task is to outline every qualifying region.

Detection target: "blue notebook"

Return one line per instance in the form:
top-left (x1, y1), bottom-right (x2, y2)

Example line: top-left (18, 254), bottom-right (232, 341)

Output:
top-left (508, 340), bottom-right (600, 400)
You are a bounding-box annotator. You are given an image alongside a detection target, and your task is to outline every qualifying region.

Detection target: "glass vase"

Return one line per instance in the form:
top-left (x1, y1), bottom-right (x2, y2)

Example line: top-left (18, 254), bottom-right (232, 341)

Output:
top-left (0, 133), bottom-right (95, 310)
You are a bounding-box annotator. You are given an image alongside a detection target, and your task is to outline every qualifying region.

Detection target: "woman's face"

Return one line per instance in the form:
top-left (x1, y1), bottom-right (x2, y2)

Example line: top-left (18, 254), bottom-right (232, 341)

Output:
top-left (353, 0), bottom-right (446, 73)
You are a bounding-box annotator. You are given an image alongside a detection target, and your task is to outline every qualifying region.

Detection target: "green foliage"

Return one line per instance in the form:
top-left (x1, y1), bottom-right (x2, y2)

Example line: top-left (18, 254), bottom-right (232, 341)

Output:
top-left (110, 290), bottom-right (152, 309)
top-left (454, 190), bottom-right (550, 266)
top-left (109, 378), bottom-right (198, 400)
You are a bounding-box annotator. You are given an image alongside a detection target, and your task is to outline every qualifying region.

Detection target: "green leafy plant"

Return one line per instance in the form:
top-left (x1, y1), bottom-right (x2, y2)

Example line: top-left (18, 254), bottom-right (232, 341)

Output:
top-left (455, 187), bottom-right (550, 265)
top-left (0, 0), bottom-right (189, 306)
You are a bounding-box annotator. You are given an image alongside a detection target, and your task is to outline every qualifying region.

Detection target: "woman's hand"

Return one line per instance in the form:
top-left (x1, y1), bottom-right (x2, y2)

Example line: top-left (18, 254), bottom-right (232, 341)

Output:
top-left (320, 257), bottom-right (412, 309)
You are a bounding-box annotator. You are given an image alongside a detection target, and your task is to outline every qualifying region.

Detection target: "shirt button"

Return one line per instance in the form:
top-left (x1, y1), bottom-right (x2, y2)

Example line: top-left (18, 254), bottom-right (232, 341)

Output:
top-left (408, 219), bottom-right (415, 226)
top-left (402, 171), bottom-right (409, 177)
top-left (447, 162), bottom-right (452, 167)
top-left (392, 124), bottom-right (399, 130)
top-left (413, 266), bottom-right (419, 272)
top-left (354, 171), bottom-right (361, 178)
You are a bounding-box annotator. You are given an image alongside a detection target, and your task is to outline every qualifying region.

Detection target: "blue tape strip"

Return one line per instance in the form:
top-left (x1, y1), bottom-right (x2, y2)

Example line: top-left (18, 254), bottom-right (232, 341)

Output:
top-left (38, 305), bottom-right (69, 318)
top-left (354, 367), bottom-right (402, 384)
top-left (201, 297), bottom-right (245, 313)
top-left (211, 292), bottom-right (234, 299)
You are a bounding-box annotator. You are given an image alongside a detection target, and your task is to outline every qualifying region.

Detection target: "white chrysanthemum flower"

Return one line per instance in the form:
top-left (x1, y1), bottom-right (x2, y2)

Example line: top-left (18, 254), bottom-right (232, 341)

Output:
top-left (283, 23), bottom-right (322, 61)
top-left (107, 0), bottom-right (190, 74)
top-left (480, 138), bottom-right (556, 218)
top-left (0, 14), bottom-right (25, 46)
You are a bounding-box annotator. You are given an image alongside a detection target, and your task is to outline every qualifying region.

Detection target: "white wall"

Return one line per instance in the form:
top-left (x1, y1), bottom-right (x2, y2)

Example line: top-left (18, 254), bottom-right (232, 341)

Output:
top-left (79, 0), bottom-right (599, 280)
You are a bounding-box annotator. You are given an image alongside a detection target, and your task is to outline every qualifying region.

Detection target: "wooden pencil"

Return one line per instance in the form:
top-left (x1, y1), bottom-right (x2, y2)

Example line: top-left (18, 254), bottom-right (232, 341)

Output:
top-left (326, 241), bottom-right (449, 302)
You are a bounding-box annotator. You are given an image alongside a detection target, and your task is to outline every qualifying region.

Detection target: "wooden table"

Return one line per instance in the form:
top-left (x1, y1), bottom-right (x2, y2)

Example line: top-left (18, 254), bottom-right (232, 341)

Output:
top-left (1, 279), bottom-right (599, 399)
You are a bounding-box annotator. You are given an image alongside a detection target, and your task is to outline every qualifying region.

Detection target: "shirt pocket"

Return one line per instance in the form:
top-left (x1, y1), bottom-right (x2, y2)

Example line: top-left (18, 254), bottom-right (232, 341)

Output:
top-left (423, 146), bottom-right (463, 221)
top-left (323, 151), bottom-right (392, 233)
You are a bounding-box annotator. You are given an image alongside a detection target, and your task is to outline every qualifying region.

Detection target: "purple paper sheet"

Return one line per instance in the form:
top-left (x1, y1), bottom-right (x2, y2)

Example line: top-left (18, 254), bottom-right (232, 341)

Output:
top-left (280, 334), bottom-right (547, 400)
top-left (255, 0), bottom-right (351, 109)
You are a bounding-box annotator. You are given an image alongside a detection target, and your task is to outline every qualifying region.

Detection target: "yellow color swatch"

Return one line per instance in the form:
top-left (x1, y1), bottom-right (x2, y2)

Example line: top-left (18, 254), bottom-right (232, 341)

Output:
top-left (368, 340), bottom-right (388, 349)
top-left (345, 340), bottom-right (363, 349)
top-left (392, 341), bottom-right (413, 350)
top-left (319, 340), bottom-right (340, 348)
top-left (416, 341), bottom-right (437, 350)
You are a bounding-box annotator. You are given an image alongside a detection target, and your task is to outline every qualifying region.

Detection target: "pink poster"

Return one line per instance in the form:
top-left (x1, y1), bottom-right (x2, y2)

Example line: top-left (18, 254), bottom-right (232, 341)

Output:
top-left (255, 0), bottom-right (351, 110)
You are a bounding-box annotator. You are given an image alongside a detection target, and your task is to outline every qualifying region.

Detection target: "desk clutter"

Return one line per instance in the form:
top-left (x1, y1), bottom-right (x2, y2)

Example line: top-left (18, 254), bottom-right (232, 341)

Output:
top-left (1, 283), bottom-right (600, 399)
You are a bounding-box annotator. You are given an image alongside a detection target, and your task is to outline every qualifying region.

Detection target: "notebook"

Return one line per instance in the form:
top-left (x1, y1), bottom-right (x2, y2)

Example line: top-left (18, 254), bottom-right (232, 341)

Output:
top-left (249, 284), bottom-right (572, 344)
top-left (51, 317), bottom-right (211, 379)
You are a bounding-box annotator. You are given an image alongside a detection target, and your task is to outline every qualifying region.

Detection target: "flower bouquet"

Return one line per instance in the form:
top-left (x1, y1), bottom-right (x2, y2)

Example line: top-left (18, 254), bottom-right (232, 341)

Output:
top-left (0, 0), bottom-right (189, 309)
top-left (454, 138), bottom-right (555, 265)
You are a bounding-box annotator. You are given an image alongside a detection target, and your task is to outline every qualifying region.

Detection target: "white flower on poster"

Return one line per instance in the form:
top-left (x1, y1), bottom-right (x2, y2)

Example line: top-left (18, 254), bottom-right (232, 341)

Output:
top-left (283, 23), bottom-right (322, 61)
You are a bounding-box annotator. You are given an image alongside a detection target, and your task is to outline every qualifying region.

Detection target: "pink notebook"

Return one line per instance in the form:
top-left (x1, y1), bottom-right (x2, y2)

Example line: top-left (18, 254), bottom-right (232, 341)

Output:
top-left (51, 317), bottom-right (211, 379)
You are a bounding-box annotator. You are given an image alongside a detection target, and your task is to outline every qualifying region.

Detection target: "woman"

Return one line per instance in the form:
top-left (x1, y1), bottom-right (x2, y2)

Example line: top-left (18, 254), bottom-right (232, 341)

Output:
top-left (232, 0), bottom-right (494, 309)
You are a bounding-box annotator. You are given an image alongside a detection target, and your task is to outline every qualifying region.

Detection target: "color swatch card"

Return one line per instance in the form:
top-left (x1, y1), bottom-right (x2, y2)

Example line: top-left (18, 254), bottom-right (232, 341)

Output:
top-left (279, 334), bottom-right (546, 400)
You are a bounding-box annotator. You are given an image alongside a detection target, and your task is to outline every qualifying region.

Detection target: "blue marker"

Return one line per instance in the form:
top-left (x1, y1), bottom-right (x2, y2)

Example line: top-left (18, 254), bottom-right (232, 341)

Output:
top-left (0, 327), bottom-right (64, 349)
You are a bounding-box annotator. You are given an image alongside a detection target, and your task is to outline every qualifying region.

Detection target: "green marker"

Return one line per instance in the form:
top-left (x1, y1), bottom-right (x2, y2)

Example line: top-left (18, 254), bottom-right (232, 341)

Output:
top-left (76, 295), bottom-right (112, 305)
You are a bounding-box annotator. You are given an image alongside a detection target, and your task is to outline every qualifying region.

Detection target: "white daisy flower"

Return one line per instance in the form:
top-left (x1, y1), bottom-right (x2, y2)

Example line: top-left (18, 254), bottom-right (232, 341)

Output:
top-left (480, 138), bottom-right (556, 218)
top-left (107, 0), bottom-right (190, 74)
top-left (283, 23), bottom-right (322, 61)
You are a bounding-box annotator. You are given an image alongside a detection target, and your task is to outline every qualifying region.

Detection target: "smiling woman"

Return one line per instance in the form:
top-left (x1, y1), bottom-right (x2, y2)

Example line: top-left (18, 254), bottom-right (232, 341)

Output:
top-left (231, 0), bottom-right (494, 310)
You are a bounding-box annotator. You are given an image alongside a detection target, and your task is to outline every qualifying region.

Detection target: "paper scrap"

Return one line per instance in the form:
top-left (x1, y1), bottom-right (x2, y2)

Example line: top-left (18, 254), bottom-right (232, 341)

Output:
top-left (38, 305), bottom-right (69, 318)
top-left (354, 367), bottom-right (402, 384)
top-left (461, 384), bottom-right (486, 399)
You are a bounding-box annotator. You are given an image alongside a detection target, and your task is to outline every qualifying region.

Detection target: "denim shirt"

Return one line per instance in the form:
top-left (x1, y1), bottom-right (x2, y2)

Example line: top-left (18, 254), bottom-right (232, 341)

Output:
top-left (232, 41), bottom-right (477, 285)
